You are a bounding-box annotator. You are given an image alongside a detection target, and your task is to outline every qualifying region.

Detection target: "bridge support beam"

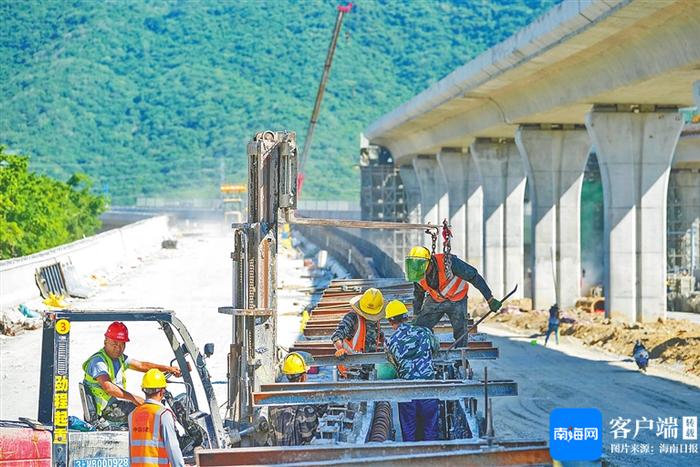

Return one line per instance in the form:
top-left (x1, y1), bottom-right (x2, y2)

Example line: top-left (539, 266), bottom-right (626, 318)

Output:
top-left (470, 139), bottom-right (525, 298)
top-left (586, 107), bottom-right (683, 322)
top-left (516, 126), bottom-right (590, 309)
top-left (413, 156), bottom-right (448, 226)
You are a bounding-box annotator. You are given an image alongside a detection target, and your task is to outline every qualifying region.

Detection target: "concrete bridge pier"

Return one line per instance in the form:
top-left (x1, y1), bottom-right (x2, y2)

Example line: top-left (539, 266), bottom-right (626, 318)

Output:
top-left (437, 148), bottom-right (485, 298)
top-left (398, 165), bottom-right (422, 225)
top-left (413, 156), bottom-right (448, 226)
top-left (437, 148), bottom-right (467, 259)
top-left (586, 106), bottom-right (684, 322)
top-left (470, 138), bottom-right (526, 299)
top-left (516, 125), bottom-right (590, 310)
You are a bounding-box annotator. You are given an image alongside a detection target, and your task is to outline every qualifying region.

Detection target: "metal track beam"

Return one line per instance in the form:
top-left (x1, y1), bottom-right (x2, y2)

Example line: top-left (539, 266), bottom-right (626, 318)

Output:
top-left (252, 380), bottom-right (517, 406)
top-left (259, 378), bottom-right (506, 392)
top-left (196, 439), bottom-right (549, 466)
top-left (310, 348), bottom-right (498, 367)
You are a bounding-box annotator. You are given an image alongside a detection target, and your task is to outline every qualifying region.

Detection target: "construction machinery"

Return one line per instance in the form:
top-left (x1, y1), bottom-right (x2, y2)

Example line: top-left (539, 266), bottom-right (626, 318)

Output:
top-left (202, 130), bottom-right (552, 465)
top-left (1, 131), bottom-right (551, 466)
top-left (1, 309), bottom-right (227, 466)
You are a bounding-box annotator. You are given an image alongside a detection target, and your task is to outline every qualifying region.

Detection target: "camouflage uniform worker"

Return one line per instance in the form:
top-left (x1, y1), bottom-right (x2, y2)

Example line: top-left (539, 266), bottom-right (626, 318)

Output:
top-left (385, 300), bottom-right (440, 442)
top-left (331, 288), bottom-right (385, 379)
top-left (406, 246), bottom-right (501, 345)
top-left (269, 352), bottom-right (326, 446)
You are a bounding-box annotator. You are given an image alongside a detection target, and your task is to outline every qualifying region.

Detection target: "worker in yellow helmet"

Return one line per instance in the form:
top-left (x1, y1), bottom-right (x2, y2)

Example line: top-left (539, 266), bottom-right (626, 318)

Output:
top-left (269, 352), bottom-right (326, 446)
top-left (384, 300), bottom-right (440, 441)
top-left (331, 287), bottom-right (385, 379)
top-left (406, 246), bottom-right (501, 347)
top-left (128, 369), bottom-right (184, 467)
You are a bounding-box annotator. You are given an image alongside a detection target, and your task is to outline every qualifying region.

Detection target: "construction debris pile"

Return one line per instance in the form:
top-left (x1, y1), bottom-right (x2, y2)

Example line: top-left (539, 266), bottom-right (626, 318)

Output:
top-left (482, 304), bottom-right (700, 377)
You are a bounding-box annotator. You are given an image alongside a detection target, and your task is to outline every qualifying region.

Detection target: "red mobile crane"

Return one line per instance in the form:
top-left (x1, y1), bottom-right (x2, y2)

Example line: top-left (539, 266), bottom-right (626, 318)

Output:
top-left (296, 3), bottom-right (354, 198)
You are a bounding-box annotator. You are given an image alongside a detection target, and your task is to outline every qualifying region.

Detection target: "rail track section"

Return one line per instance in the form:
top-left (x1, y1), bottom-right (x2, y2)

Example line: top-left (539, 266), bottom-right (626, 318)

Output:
top-left (198, 277), bottom-right (551, 465)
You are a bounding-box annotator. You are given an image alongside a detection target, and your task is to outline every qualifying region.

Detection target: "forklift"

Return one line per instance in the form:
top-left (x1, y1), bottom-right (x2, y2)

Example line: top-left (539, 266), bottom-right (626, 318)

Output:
top-left (2, 308), bottom-right (232, 466)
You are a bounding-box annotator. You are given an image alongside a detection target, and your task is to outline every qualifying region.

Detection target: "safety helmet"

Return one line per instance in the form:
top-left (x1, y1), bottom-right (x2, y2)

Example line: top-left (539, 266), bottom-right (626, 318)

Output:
top-left (141, 369), bottom-right (167, 389)
top-left (405, 246), bottom-right (431, 282)
top-left (105, 321), bottom-right (130, 342)
top-left (385, 300), bottom-right (409, 320)
top-left (282, 352), bottom-right (309, 375)
top-left (349, 288), bottom-right (385, 321)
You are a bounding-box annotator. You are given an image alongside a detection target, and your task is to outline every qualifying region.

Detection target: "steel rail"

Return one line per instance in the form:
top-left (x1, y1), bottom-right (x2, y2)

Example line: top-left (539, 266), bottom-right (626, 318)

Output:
top-left (196, 439), bottom-right (549, 466)
top-left (310, 348), bottom-right (498, 367)
top-left (285, 209), bottom-right (439, 231)
top-left (252, 380), bottom-right (517, 406)
top-left (259, 378), bottom-right (511, 392)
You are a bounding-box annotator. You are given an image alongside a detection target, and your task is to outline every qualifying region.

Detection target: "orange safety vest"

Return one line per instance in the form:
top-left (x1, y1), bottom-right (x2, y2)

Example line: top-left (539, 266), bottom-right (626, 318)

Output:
top-left (128, 402), bottom-right (173, 466)
top-left (418, 253), bottom-right (469, 303)
top-left (338, 314), bottom-right (381, 377)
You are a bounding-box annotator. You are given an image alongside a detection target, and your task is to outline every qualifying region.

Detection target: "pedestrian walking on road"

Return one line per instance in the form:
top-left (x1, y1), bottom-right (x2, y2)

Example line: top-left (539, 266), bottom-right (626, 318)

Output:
top-left (544, 304), bottom-right (560, 346)
top-left (385, 300), bottom-right (440, 441)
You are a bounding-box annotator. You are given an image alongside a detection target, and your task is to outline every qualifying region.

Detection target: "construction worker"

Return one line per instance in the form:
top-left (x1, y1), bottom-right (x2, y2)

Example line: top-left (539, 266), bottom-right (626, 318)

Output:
top-left (269, 352), bottom-right (326, 445)
top-left (128, 369), bottom-right (184, 467)
top-left (83, 321), bottom-right (182, 424)
top-left (385, 300), bottom-right (440, 441)
top-left (405, 246), bottom-right (501, 345)
top-left (544, 304), bottom-right (560, 346)
top-left (331, 288), bottom-right (385, 379)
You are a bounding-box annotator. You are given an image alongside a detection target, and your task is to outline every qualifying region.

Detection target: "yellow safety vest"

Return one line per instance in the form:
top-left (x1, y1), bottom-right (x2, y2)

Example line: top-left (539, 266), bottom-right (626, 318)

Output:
top-left (82, 348), bottom-right (127, 415)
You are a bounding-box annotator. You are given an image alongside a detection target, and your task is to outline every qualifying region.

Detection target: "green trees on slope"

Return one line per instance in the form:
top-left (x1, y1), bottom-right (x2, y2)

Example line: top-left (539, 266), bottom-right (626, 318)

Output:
top-left (1, 0), bottom-right (558, 202)
top-left (0, 147), bottom-right (106, 259)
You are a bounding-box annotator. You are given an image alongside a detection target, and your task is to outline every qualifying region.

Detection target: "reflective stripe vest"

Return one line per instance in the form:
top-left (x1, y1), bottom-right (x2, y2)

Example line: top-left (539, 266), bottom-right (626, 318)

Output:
top-left (338, 314), bottom-right (381, 377)
top-left (82, 348), bottom-right (127, 415)
top-left (128, 402), bottom-right (173, 466)
top-left (418, 254), bottom-right (469, 303)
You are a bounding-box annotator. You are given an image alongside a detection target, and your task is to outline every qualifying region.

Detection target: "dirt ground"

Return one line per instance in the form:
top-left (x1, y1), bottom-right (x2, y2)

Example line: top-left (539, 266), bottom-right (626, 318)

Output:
top-left (470, 300), bottom-right (700, 377)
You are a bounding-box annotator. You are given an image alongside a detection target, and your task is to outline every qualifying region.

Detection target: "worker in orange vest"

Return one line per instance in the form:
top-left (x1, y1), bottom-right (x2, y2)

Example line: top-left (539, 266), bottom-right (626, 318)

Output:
top-left (405, 246), bottom-right (501, 346)
top-left (128, 369), bottom-right (184, 467)
top-left (331, 288), bottom-right (385, 379)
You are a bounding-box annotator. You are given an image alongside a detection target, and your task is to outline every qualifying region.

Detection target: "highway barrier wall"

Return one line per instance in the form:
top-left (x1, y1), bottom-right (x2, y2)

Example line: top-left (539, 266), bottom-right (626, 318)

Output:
top-left (0, 216), bottom-right (170, 311)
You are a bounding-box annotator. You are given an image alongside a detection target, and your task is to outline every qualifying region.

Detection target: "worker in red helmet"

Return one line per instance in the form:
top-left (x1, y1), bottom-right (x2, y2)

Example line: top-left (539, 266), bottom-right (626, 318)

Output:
top-left (82, 321), bottom-right (181, 426)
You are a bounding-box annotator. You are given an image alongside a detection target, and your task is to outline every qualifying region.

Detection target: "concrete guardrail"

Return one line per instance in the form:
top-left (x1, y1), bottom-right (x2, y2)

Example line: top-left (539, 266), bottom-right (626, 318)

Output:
top-left (0, 216), bottom-right (170, 311)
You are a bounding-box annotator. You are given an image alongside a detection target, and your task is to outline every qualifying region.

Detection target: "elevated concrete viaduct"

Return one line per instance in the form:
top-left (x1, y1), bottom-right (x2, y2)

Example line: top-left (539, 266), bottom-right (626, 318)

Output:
top-left (364, 0), bottom-right (700, 322)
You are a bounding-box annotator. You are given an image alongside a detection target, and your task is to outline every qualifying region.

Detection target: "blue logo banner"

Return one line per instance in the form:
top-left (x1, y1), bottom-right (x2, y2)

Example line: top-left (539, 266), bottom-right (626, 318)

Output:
top-left (550, 408), bottom-right (603, 461)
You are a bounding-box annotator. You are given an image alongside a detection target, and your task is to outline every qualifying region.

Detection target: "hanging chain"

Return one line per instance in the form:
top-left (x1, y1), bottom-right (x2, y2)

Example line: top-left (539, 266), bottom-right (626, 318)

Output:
top-left (425, 227), bottom-right (438, 255)
top-left (442, 219), bottom-right (453, 279)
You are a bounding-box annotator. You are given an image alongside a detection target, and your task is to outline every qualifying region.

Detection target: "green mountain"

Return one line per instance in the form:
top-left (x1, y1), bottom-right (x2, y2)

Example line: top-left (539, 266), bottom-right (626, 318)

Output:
top-left (1, 0), bottom-right (558, 203)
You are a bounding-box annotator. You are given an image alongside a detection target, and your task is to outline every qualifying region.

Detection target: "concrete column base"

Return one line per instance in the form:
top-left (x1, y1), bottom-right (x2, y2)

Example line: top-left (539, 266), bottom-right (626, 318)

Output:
top-left (517, 126), bottom-right (590, 309)
top-left (586, 108), bottom-right (683, 322)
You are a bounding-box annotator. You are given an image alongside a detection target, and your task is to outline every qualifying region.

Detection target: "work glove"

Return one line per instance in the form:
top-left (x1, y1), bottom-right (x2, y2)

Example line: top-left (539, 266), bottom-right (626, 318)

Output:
top-left (488, 297), bottom-right (502, 312)
top-left (333, 339), bottom-right (347, 357)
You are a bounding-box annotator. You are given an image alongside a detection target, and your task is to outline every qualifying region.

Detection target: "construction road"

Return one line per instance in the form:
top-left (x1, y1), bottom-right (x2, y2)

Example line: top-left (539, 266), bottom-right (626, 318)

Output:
top-left (1, 228), bottom-right (699, 466)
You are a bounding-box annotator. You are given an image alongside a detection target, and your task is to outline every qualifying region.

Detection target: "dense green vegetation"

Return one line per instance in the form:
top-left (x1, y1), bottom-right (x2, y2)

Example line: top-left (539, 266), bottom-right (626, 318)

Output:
top-left (0, 147), bottom-right (106, 259)
top-left (2, 0), bottom-right (558, 202)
